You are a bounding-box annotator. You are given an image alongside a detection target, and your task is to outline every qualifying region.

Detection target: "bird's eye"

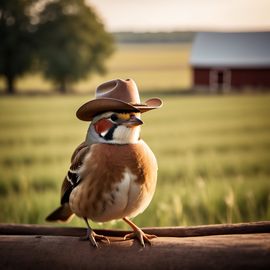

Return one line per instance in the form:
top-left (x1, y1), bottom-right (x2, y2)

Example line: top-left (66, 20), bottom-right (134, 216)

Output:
top-left (110, 114), bottom-right (118, 122)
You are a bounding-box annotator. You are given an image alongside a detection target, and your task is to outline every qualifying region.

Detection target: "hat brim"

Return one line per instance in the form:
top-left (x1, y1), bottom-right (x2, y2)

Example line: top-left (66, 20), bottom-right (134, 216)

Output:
top-left (76, 97), bottom-right (162, 121)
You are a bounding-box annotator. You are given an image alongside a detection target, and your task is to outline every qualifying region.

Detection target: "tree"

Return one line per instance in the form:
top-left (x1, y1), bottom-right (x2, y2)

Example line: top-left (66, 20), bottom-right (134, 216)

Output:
top-left (0, 0), bottom-right (36, 94)
top-left (37, 0), bottom-right (114, 93)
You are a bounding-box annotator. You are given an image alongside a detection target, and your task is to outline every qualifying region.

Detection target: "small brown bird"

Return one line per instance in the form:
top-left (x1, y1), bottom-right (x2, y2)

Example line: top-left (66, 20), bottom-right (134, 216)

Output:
top-left (46, 79), bottom-right (162, 247)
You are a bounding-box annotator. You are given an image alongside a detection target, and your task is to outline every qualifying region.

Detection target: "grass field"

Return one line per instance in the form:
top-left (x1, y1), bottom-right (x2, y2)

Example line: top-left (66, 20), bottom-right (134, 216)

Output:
top-left (0, 94), bottom-right (269, 229)
top-left (0, 43), bottom-right (191, 93)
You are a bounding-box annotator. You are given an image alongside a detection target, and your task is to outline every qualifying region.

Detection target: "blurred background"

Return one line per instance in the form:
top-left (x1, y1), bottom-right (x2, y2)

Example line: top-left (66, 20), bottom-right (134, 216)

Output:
top-left (0, 0), bottom-right (269, 229)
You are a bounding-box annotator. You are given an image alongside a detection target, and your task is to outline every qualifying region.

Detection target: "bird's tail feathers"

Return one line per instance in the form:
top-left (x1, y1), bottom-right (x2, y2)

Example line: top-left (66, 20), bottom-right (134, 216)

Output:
top-left (46, 203), bottom-right (74, 223)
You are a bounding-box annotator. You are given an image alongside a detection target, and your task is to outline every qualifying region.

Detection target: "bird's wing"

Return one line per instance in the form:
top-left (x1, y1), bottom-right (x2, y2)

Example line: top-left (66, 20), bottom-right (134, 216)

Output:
top-left (60, 141), bottom-right (90, 204)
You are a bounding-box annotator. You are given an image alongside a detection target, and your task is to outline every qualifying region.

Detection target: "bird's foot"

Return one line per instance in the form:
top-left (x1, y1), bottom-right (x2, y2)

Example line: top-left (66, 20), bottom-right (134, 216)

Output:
top-left (80, 228), bottom-right (110, 248)
top-left (124, 228), bottom-right (157, 247)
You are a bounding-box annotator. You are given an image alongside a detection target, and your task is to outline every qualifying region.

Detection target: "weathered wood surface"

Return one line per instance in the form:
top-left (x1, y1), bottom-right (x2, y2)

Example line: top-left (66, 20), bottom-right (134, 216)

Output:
top-left (0, 221), bottom-right (270, 270)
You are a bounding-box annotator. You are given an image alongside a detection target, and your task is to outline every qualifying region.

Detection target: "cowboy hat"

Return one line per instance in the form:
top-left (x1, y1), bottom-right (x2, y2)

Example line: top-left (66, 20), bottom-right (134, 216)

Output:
top-left (76, 79), bottom-right (163, 121)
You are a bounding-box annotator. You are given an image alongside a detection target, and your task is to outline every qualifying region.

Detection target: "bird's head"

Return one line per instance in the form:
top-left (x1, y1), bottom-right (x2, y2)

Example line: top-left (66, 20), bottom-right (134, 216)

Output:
top-left (86, 111), bottom-right (143, 145)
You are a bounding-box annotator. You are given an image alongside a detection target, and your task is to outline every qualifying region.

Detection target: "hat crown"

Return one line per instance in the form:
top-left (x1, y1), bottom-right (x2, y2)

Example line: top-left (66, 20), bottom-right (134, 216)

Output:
top-left (96, 79), bottom-right (141, 105)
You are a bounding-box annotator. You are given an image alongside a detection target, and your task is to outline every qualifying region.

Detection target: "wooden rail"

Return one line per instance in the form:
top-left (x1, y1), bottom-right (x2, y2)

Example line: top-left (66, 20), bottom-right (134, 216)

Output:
top-left (0, 221), bottom-right (270, 270)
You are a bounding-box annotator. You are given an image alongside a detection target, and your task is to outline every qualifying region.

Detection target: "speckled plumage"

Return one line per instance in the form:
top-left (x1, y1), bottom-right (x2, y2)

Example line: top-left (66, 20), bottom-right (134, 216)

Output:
top-left (47, 139), bottom-right (157, 222)
top-left (69, 141), bottom-right (157, 222)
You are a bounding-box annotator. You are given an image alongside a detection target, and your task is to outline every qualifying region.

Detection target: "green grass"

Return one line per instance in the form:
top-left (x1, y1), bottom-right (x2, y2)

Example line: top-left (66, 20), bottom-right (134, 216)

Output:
top-left (0, 43), bottom-right (191, 93)
top-left (0, 94), bottom-right (269, 229)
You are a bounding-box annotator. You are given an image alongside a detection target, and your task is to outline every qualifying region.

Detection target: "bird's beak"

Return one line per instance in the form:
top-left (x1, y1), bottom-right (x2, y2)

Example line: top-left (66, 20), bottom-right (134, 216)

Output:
top-left (123, 115), bottom-right (143, 127)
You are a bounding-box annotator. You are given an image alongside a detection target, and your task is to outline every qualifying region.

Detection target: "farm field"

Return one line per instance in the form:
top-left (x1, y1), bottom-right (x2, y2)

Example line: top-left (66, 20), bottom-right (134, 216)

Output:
top-left (0, 43), bottom-right (191, 94)
top-left (0, 94), bottom-right (269, 229)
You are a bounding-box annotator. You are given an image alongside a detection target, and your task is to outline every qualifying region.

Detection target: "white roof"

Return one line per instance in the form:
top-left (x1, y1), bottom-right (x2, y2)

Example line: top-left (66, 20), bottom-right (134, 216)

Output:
top-left (190, 32), bottom-right (270, 68)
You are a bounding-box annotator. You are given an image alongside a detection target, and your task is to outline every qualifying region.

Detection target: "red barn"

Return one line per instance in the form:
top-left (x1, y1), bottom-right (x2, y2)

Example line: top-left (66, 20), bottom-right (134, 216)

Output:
top-left (190, 32), bottom-right (270, 91)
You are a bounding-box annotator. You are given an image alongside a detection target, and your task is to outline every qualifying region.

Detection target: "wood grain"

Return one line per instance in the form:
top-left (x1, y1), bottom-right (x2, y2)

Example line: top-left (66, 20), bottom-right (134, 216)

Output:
top-left (0, 222), bottom-right (270, 270)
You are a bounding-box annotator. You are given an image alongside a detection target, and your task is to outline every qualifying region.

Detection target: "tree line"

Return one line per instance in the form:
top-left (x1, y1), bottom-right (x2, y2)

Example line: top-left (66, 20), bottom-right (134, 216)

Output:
top-left (114, 31), bottom-right (195, 44)
top-left (0, 0), bottom-right (114, 94)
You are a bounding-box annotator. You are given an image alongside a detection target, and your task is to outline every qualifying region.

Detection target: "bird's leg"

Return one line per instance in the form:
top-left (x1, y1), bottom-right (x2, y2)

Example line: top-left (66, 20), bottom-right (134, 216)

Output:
top-left (81, 218), bottom-right (110, 247)
top-left (122, 217), bottom-right (157, 247)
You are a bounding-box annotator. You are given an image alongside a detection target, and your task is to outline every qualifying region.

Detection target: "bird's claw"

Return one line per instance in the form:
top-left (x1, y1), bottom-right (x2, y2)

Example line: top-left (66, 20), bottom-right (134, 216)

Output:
top-left (124, 229), bottom-right (157, 247)
top-left (80, 230), bottom-right (110, 248)
top-left (89, 232), bottom-right (110, 248)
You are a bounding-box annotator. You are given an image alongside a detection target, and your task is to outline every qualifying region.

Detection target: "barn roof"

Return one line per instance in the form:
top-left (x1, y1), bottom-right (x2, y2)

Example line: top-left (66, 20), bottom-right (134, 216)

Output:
top-left (190, 32), bottom-right (270, 68)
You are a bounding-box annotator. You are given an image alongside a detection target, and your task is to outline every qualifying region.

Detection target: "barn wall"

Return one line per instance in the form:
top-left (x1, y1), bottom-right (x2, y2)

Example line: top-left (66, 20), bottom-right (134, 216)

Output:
top-left (193, 67), bottom-right (270, 89)
top-left (231, 68), bottom-right (270, 87)
top-left (193, 68), bottom-right (210, 86)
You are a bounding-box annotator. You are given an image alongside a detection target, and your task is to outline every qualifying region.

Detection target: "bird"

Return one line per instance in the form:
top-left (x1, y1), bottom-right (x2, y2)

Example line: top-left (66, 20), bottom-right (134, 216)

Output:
top-left (46, 79), bottom-right (162, 247)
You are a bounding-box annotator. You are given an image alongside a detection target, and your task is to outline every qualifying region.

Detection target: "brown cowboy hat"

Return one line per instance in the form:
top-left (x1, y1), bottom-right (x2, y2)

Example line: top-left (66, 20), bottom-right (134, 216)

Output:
top-left (76, 79), bottom-right (163, 121)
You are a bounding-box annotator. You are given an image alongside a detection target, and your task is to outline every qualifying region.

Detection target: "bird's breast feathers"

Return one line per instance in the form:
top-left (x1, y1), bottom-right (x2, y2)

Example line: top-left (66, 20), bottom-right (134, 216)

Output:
top-left (69, 140), bottom-right (158, 222)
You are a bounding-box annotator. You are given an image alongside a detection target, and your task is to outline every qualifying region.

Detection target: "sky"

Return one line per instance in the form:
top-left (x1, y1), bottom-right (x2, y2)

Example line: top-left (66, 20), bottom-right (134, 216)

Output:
top-left (87, 0), bottom-right (270, 32)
